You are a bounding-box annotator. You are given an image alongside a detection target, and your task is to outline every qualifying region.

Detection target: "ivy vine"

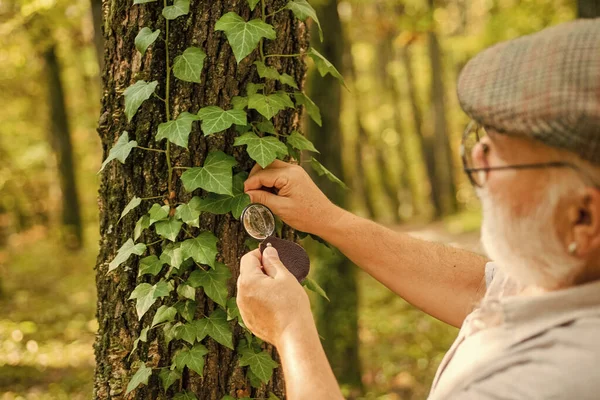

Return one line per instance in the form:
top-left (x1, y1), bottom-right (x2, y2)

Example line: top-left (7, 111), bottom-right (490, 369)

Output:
top-left (101, 0), bottom-right (346, 398)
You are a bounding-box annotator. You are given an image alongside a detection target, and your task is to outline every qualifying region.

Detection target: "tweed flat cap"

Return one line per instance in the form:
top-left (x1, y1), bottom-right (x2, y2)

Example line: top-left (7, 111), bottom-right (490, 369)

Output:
top-left (457, 19), bottom-right (600, 165)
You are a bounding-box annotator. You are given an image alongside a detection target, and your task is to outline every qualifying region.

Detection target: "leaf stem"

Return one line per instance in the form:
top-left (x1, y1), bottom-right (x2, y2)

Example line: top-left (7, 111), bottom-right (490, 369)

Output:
top-left (137, 146), bottom-right (166, 153)
top-left (265, 5), bottom-right (287, 19)
top-left (147, 239), bottom-right (163, 246)
top-left (164, 0), bottom-right (173, 197)
top-left (264, 53), bottom-right (303, 59)
top-left (140, 195), bottom-right (164, 200)
top-left (172, 166), bottom-right (190, 170)
top-left (153, 92), bottom-right (166, 102)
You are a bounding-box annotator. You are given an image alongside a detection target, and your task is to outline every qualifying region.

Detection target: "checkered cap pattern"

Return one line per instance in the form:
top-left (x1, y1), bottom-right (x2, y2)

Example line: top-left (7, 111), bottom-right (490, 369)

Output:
top-left (457, 19), bottom-right (600, 165)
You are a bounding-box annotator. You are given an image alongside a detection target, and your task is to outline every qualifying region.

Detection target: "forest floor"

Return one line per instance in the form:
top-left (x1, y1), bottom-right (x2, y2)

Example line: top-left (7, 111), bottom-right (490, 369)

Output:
top-left (0, 213), bottom-right (482, 400)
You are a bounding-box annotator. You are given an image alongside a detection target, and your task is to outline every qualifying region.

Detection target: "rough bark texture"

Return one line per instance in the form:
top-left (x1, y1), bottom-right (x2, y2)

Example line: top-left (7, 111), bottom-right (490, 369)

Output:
top-left (94, 1), bottom-right (307, 399)
top-left (578, 0), bottom-right (600, 17)
top-left (307, 0), bottom-right (362, 396)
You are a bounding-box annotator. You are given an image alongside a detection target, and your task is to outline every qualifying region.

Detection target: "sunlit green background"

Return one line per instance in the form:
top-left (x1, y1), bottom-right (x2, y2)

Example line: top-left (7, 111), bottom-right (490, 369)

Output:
top-left (0, 0), bottom-right (576, 398)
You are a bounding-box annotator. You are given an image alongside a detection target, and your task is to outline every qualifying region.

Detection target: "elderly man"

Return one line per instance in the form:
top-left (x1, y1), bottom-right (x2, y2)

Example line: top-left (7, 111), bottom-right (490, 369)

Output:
top-left (236, 19), bottom-right (600, 400)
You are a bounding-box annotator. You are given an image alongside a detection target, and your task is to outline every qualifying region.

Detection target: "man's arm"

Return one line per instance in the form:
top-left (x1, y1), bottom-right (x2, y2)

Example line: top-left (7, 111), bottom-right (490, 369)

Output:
top-left (244, 161), bottom-right (488, 327)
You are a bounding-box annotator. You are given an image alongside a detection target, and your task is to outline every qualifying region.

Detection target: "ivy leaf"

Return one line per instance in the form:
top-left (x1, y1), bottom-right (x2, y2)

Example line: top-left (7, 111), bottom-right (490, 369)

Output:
top-left (187, 262), bottom-right (231, 307)
top-left (226, 297), bottom-right (246, 329)
top-left (160, 242), bottom-right (185, 269)
top-left (175, 321), bottom-right (199, 345)
top-left (256, 120), bottom-right (276, 134)
top-left (307, 48), bottom-right (346, 87)
top-left (310, 158), bottom-right (348, 190)
top-left (159, 369), bottom-right (181, 392)
top-left (173, 47), bottom-right (207, 83)
top-left (151, 305), bottom-right (177, 328)
top-left (238, 345), bottom-right (279, 384)
top-left (108, 239), bottom-right (146, 272)
top-left (234, 132), bottom-right (288, 168)
top-left (155, 218), bottom-right (183, 242)
top-left (148, 203), bottom-right (170, 225)
top-left (254, 61), bottom-right (280, 80)
top-left (195, 309), bottom-right (233, 349)
top-left (131, 327), bottom-right (149, 355)
top-left (195, 194), bottom-right (232, 215)
top-left (177, 283), bottom-right (196, 300)
top-left (197, 106), bottom-right (247, 136)
top-left (181, 151), bottom-right (237, 195)
top-left (174, 392), bottom-right (198, 400)
top-left (135, 27), bottom-right (161, 56)
top-left (268, 393), bottom-right (281, 400)
top-left (180, 231), bottom-right (219, 267)
top-left (173, 344), bottom-right (209, 376)
top-left (302, 277), bottom-right (330, 301)
top-left (156, 112), bottom-right (201, 148)
top-left (247, 368), bottom-right (263, 389)
top-left (126, 363), bottom-right (153, 394)
top-left (134, 214), bottom-right (150, 241)
top-left (134, 0), bottom-right (157, 3)
top-left (175, 300), bottom-right (197, 322)
top-left (286, 131), bottom-right (319, 153)
top-left (294, 92), bottom-right (322, 126)
top-left (215, 12), bottom-right (276, 63)
top-left (162, 0), bottom-right (189, 19)
top-left (248, 92), bottom-right (294, 120)
top-left (247, 83), bottom-right (265, 96)
top-left (230, 172), bottom-right (252, 219)
top-left (163, 322), bottom-right (181, 344)
top-left (278, 73), bottom-right (298, 89)
top-left (231, 96), bottom-right (248, 110)
top-left (120, 196), bottom-right (142, 222)
top-left (285, 0), bottom-right (323, 42)
top-left (124, 80), bottom-right (159, 122)
top-left (247, 0), bottom-right (260, 10)
top-left (99, 131), bottom-right (138, 172)
top-left (129, 280), bottom-right (173, 320)
top-left (175, 197), bottom-right (201, 228)
top-left (138, 255), bottom-right (164, 277)
top-left (244, 237), bottom-right (259, 251)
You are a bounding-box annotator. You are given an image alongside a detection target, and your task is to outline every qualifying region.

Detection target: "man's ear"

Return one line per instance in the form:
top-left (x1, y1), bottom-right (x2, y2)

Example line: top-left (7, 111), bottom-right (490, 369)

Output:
top-left (571, 188), bottom-right (600, 257)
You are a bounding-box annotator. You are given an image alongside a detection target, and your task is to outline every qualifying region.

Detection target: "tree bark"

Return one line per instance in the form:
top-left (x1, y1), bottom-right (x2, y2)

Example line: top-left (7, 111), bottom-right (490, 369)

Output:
top-left (43, 45), bottom-right (84, 248)
top-left (578, 0), bottom-right (600, 17)
top-left (94, 1), bottom-right (307, 398)
top-left (307, 0), bottom-right (363, 396)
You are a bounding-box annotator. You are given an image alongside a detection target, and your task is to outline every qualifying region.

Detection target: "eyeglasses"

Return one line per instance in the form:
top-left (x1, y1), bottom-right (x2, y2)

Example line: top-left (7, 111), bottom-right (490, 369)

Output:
top-left (460, 121), bottom-right (600, 188)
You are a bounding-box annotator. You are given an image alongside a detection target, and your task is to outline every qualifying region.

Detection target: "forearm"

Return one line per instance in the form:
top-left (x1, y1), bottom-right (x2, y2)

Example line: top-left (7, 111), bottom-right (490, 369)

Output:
top-left (320, 206), bottom-right (489, 327)
top-left (276, 314), bottom-right (344, 400)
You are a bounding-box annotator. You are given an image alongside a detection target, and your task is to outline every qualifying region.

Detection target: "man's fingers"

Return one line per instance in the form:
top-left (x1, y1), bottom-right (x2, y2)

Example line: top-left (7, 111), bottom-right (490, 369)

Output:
top-left (244, 168), bottom-right (290, 192)
top-left (239, 249), bottom-right (265, 278)
top-left (245, 189), bottom-right (286, 212)
top-left (262, 246), bottom-right (290, 279)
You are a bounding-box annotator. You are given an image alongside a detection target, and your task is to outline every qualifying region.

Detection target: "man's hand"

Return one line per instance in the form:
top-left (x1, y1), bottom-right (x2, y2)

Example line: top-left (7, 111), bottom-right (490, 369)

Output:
top-left (244, 160), bottom-right (344, 235)
top-left (237, 246), bottom-right (312, 347)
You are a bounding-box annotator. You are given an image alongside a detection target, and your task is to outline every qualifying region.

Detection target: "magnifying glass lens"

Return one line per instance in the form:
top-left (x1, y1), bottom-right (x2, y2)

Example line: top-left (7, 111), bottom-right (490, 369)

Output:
top-left (240, 204), bottom-right (275, 240)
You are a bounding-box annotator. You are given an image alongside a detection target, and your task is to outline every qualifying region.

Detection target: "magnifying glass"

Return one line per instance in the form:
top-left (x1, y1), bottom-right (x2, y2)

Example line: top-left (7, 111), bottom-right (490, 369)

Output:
top-left (240, 203), bottom-right (310, 282)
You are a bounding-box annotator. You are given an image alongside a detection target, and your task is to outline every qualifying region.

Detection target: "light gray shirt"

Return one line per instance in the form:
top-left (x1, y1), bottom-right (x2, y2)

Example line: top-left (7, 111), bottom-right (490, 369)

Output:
top-left (428, 262), bottom-right (600, 400)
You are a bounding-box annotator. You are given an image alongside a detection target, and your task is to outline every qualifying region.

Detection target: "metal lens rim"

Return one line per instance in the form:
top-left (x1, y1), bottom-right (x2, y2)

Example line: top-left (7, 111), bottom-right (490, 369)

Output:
top-left (240, 203), bottom-right (275, 240)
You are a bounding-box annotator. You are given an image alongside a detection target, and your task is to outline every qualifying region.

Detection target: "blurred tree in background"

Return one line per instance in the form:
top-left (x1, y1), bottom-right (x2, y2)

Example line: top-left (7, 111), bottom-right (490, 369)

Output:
top-left (0, 0), bottom-right (579, 398)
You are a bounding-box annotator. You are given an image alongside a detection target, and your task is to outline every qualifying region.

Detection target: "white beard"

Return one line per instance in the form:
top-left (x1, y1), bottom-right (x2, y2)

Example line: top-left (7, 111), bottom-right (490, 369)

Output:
top-left (479, 183), bottom-right (584, 289)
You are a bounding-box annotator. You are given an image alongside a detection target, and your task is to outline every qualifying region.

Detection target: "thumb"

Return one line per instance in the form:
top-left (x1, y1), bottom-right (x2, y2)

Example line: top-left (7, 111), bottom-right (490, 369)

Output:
top-left (262, 246), bottom-right (288, 278)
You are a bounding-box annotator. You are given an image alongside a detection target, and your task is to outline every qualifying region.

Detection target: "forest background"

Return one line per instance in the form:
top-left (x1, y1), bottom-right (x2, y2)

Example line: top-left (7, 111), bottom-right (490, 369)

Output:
top-left (0, 0), bottom-right (591, 399)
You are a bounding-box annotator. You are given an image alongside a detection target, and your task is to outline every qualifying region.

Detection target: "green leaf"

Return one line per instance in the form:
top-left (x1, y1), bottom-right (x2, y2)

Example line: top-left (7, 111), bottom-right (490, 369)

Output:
top-left (126, 363), bottom-right (152, 394)
top-left (238, 346), bottom-right (279, 384)
top-left (173, 47), bottom-right (207, 83)
top-left (248, 92), bottom-right (294, 120)
top-left (148, 203), bottom-right (170, 225)
top-left (195, 309), bottom-right (233, 349)
top-left (278, 73), bottom-right (298, 89)
top-left (247, 0), bottom-right (260, 10)
top-left (254, 61), bottom-right (280, 80)
top-left (138, 255), bottom-right (164, 277)
top-left (155, 218), bottom-right (183, 242)
top-left (175, 197), bottom-right (201, 228)
top-left (156, 112), bottom-right (200, 148)
top-left (180, 231), bottom-right (219, 267)
top-left (163, 322), bottom-right (181, 344)
top-left (234, 132), bottom-right (288, 168)
top-left (307, 48), bottom-right (346, 87)
top-left (134, 0), bottom-right (156, 3)
top-left (108, 239), bottom-right (146, 272)
top-left (159, 369), bottom-right (181, 392)
top-left (226, 297), bottom-right (246, 329)
top-left (135, 27), bottom-right (160, 56)
top-left (177, 283), bottom-right (196, 300)
top-left (160, 242), bottom-right (185, 269)
top-left (268, 393), bottom-right (281, 400)
top-left (197, 106), bottom-right (247, 136)
top-left (293, 92), bottom-right (322, 126)
top-left (131, 327), bottom-right (149, 355)
top-left (181, 151), bottom-right (237, 195)
top-left (195, 172), bottom-right (250, 219)
top-left (310, 158), bottom-right (348, 190)
top-left (175, 300), bottom-right (197, 322)
top-left (244, 237), bottom-right (259, 251)
top-left (151, 305), bottom-right (177, 328)
top-left (302, 277), bottom-right (330, 301)
top-left (120, 196), bottom-right (142, 222)
top-left (162, 0), bottom-right (189, 19)
top-left (286, 131), bottom-right (319, 153)
top-left (231, 96), bottom-right (248, 110)
top-left (174, 392), bottom-right (198, 400)
top-left (215, 12), bottom-right (276, 63)
top-left (187, 262), bottom-right (231, 307)
top-left (247, 83), bottom-right (264, 96)
top-left (256, 120), bottom-right (276, 134)
top-left (129, 280), bottom-right (173, 320)
top-left (175, 321), bottom-right (199, 345)
top-left (99, 131), bottom-right (138, 172)
top-left (124, 80), bottom-right (159, 122)
top-left (173, 344), bottom-right (209, 376)
top-left (285, 0), bottom-right (322, 41)
top-left (134, 214), bottom-right (150, 241)
top-left (247, 368), bottom-right (263, 388)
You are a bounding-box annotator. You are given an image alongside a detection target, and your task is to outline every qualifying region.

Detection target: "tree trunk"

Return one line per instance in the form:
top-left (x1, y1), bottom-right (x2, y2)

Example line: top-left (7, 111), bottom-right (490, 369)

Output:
top-left (94, 1), bottom-right (307, 399)
top-left (90, 0), bottom-right (104, 73)
top-left (43, 45), bottom-right (83, 248)
top-left (307, 0), bottom-right (363, 396)
top-left (578, 0), bottom-right (600, 17)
